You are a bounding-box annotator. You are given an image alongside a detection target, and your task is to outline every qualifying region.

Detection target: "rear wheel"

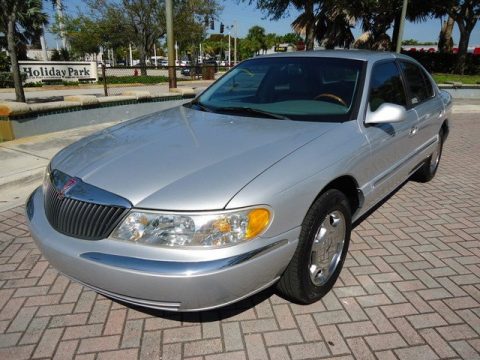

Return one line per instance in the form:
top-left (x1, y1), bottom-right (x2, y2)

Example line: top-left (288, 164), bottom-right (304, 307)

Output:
top-left (412, 129), bottom-right (444, 183)
top-left (277, 189), bottom-right (351, 304)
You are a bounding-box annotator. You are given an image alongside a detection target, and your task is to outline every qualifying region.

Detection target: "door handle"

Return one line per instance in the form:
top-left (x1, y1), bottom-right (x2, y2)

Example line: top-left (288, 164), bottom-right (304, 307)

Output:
top-left (409, 126), bottom-right (418, 136)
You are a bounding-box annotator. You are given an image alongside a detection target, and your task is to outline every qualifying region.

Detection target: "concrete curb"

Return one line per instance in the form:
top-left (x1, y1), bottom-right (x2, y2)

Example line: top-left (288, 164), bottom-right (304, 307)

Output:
top-left (0, 92), bottom-right (195, 141)
top-left (64, 95), bottom-right (99, 105)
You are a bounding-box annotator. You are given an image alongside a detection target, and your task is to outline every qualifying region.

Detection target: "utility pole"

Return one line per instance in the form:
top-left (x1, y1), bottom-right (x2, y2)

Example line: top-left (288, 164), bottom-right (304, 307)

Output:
top-left (154, 43), bottom-right (157, 67)
top-left (166, 0), bottom-right (177, 88)
top-left (234, 21), bottom-right (237, 65)
top-left (175, 41), bottom-right (179, 64)
top-left (228, 32), bottom-right (231, 66)
top-left (395, 0), bottom-right (408, 53)
top-left (129, 43), bottom-right (133, 66)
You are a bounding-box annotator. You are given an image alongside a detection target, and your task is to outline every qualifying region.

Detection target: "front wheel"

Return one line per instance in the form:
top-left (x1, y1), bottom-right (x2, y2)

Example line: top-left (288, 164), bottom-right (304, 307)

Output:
top-left (412, 129), bottom-right (444, 183)
top-left (277, 189), bottom-right (351, 304)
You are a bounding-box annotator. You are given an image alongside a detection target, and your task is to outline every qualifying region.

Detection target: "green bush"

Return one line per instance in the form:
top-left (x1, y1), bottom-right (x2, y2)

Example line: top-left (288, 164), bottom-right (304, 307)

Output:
top-left (403, 51), bottom-right (480, 75)
top-left (0, 72), bottom-right (14, 88)
top-left (62, 81), bottom-right (80, 86)
top-left (0, 71), bottom-right (28, 88)
top-left (0, 52), bottom-right (10, 72)
top-left (23, 81), bottom-right (44, 87)
top-left (100, 75), bottom-right (171, 84)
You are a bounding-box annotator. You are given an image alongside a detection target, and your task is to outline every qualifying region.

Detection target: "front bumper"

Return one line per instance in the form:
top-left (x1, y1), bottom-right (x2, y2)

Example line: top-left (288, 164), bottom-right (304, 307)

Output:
top-left (26, 187), bottom-right (299, 311)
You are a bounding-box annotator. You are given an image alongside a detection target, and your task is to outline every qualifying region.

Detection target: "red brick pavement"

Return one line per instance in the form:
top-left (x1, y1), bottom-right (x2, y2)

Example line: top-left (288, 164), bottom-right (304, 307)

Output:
top-left (0, 113), bottom-right (479, 359)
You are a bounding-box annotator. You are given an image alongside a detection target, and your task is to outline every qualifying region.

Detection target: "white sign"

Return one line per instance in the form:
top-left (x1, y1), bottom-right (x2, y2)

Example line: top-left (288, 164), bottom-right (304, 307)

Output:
top-left (19, 61), bottom-right (98, 83)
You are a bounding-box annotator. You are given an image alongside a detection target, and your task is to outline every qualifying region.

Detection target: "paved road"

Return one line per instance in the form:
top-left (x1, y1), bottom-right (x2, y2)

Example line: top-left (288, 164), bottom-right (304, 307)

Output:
top-left (0, 113), bottom-right (479, 359)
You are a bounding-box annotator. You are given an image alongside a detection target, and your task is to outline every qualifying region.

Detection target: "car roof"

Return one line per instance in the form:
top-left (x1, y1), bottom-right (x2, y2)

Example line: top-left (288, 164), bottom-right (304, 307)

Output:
top-left (255, 50), bottom-right (414, 63)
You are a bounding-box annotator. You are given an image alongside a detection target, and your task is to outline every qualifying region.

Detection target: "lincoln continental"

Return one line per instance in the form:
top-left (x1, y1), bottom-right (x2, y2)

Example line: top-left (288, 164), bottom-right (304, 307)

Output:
top-left (26, 51), bottom-right (452, 311)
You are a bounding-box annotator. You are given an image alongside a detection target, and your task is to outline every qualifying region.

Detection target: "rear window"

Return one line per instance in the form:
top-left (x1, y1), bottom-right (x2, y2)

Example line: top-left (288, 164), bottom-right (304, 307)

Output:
top-left (400, 61), bottom-right (434, 105)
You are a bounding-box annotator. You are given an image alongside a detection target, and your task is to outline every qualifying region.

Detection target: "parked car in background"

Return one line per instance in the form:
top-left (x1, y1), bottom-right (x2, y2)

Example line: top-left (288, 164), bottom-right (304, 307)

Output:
top-left (27, 51), bottom-right (451, 312)
top-left (181, 65), bottom-right (201, 77)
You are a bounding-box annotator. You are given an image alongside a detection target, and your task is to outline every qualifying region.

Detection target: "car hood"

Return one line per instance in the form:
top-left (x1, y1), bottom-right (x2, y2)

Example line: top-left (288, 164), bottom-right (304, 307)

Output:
top-left (52, 106), bottom-right (337, 210)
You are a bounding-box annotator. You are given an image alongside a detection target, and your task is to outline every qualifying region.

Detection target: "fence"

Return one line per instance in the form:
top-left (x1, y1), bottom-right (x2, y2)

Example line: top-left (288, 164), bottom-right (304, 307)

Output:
top-left (100, 64), bottom-right (223, 96)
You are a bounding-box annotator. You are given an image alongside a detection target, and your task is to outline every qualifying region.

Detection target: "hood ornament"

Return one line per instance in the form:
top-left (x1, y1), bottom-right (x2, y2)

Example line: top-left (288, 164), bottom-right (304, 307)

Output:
top-left (58, 178), bottom-right (77, 200)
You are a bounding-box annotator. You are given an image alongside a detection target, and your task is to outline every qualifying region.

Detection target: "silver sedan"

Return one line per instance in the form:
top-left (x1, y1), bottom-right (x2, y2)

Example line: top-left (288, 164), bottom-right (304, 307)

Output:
top-left (26, 51), bottom-right (452, 311)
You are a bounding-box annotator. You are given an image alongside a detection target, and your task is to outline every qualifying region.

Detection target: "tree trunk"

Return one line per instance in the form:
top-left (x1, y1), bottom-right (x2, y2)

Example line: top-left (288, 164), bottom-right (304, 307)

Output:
top-left (7, 16), bottom-right (25, 103)
top-left (438, 16), bottom-right (454, 53)
top-left (454, 27), bottom-right (470, 74)
top-left (391, 12), bottom-right (401, 52)
top-left (304, 0), bottom-right (315, 51)
top-left (140, 39), bottom-right (147, 76)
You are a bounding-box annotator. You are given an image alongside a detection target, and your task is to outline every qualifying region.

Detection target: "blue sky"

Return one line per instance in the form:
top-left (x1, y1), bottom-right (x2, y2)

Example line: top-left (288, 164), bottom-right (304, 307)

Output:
top-left (44, 0), bottom-right (480, 48)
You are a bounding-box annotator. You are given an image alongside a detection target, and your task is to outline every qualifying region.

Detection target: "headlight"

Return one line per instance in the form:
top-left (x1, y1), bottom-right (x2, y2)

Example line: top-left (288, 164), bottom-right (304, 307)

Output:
top-left (110, 207), bottom-right (271, 248)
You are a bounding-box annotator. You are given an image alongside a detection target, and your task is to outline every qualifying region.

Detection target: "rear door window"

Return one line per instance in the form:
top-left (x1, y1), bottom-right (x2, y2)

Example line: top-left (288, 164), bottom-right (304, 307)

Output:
top-left (369, 61), bottom-right (407, 111)
top-left (400, 61), bottom-right (434, 105)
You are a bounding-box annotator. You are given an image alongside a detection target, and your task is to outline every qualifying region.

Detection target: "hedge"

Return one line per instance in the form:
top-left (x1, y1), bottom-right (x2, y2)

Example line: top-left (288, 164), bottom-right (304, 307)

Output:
top-left (402, 51), bottom-right (480, 75)
top-left (0, 72), bottom-right (27, 88)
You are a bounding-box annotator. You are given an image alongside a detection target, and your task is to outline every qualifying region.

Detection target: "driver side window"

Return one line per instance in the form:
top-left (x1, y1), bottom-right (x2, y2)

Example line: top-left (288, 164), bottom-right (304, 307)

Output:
top-left (369, 62), bottom-right (407, 111)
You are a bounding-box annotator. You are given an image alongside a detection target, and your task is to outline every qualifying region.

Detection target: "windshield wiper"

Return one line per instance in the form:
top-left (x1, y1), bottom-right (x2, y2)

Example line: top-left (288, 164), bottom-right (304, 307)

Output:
top-left (190, 100), bottom-right (215, 113)
top-left (215, 106), bottom-right (289, 120)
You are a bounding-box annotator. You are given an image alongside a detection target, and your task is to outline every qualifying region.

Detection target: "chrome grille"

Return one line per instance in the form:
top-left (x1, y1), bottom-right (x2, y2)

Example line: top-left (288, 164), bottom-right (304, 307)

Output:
top-left (44, 171), bottom-right (129, 240)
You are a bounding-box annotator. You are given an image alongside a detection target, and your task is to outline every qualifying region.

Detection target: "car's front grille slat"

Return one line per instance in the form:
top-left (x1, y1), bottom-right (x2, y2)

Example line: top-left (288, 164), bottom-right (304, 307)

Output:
top-left (44, 177), bottom-right (128, 240)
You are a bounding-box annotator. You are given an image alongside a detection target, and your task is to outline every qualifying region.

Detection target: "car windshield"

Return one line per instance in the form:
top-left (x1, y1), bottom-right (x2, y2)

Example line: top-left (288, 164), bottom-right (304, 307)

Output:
top-left (194, 56), bottom-right (365, 121)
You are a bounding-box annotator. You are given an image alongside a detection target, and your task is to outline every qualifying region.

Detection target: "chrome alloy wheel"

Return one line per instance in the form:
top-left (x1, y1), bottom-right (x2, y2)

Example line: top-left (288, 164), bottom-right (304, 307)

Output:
top-left (429, 139), bottom-right (442, 173)
top-left (309, 210), bottom-right (346, 286)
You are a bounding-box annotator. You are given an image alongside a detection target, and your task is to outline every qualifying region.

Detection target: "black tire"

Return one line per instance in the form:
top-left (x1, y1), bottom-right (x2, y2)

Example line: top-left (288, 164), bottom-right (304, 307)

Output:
top-left (412, 129), bottom-right (444, 183)
top-left (277, 189), bottom-right (352, 304)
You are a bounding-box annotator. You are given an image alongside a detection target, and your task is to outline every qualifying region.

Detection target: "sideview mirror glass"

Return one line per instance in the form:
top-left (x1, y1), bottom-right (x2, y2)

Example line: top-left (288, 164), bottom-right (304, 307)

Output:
top-left (365, 103), bottom-right (407, 124)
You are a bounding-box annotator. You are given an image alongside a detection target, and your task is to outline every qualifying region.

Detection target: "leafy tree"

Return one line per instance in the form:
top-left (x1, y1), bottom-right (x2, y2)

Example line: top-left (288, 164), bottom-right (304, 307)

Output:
top-left (245, 26), bottom-right (268, 55)
top-left (175, 0), bottom-right (221, 61)
top-left (50, 48), bottom-right (71, 61)
top-left (244, 0), bottom-right (317, 50)
top-left (434, 0), bottom-right (479, 74)
top-left (85, 0), bottom-right (219, 74)
top-left (0, 51), bottom-right (10, 72)
top-left (52, 15), bottom-right (101, 59)
top-left (265, 33), bottom-right (280, 50)
top-left (280, 32), bottom-right (302, 43)
top-left (0, 0), bottom-right (47, 102)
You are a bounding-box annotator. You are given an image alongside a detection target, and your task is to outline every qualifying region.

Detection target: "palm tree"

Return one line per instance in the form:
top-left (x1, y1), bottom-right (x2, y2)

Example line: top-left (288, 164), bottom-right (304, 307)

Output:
top-left (438, 16), bottom-right (455, 53)
top-left (246, 26), bottom-right (268, 55)
top-left (0, 0), bottom-right (47, 102)
top-left (244, 0), bottom-right (317, 50)
top-left (314, 4), bottom-right (355, 49)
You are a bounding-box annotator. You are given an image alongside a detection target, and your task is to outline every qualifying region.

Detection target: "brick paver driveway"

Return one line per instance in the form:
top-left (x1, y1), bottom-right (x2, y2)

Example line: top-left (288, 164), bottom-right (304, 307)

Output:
top-left (0, 113), bottom-right (479, 360)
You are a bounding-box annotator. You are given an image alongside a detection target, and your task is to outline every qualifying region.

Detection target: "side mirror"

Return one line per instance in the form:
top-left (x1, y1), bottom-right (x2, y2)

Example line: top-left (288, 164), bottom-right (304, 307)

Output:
top-left (365, 103), bottom-right (407, 124)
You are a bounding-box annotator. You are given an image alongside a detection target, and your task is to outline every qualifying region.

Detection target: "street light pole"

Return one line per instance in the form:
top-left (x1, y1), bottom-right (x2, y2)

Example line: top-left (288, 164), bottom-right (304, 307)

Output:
top-left (395, 0), bottom-right (408, 53)
top-left (228, 32), bottom-right (231, 66)
top-left (154, 43), bottom-right (157, 67)
top-left (129, 43), bottom-right (133, 66)
top-left (165, 0), bottom-right (177, 88)
top-left (234, 21), bottom-right (237, 65)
